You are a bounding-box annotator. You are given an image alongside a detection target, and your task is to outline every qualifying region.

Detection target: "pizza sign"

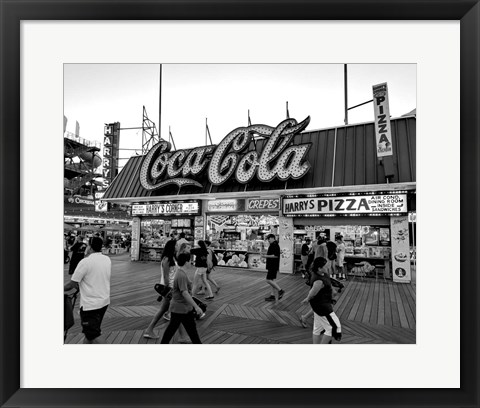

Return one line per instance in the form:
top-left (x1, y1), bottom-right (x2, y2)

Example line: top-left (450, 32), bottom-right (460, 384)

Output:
top-left (139, 117), bottom-right (312, 191)
top-left (283, 194), bottom-right (408, 216)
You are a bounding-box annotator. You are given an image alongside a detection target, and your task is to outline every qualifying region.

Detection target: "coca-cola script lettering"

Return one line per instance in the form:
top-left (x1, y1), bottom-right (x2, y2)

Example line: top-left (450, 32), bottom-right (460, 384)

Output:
top-left (139, 117), bottom-right (312, 191)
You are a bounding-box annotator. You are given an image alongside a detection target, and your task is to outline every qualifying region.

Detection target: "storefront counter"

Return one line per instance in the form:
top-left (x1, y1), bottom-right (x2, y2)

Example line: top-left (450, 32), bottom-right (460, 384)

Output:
top-left (140, 245), bottom-right (164, 262)
top-left (344, 255), bottom-right (391, 279)
top-left (213, 249), bottom-right (267, 270)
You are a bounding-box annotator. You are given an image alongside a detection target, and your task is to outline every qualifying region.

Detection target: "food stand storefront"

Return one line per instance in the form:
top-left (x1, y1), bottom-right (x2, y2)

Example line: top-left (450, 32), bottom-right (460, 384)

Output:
top-left (101, 113), bottom-right (416, 282)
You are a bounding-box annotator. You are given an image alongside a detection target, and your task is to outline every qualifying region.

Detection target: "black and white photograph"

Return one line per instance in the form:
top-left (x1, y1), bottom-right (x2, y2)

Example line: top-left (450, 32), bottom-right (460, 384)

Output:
top-left (3, 5), bottom-right (477, 405)
top-left (63, 63), bottom-right (417, 345)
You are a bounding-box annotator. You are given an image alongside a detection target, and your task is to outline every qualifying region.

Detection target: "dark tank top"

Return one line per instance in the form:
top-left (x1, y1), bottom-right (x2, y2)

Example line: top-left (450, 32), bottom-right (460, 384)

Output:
top-left (309, 273), bottom-right (334, 316)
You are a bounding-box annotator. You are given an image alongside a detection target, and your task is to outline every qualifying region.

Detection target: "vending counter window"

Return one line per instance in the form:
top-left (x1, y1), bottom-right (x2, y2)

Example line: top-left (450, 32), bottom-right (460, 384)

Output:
top-left (294, 222), bottom-right (393, 278)
top-left (283, 192), bottom-right (414, 282)
top-left (206, 214), bottom-right (279, 270)
top-left (139, 218), bottom-right (194, 261)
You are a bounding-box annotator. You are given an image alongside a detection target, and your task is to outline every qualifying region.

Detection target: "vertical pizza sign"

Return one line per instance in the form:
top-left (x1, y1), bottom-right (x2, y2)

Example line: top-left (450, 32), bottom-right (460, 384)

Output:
top-left (372, 83), bottom-right (393, 157)
top-left (390, 216), bottom-right (411, 283)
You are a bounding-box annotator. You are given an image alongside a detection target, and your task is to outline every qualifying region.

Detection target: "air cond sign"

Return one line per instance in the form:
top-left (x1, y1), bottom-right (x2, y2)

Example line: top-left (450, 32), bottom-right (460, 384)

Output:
top-left (282, 194), bottom-right (407, 216)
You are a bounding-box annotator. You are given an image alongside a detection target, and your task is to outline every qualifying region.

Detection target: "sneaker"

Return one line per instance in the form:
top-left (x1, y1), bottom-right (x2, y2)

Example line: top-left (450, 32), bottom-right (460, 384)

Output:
top-left (265, 295), bottom-right (276, 301)
top-left (278, 289), bottom-right (285, 299)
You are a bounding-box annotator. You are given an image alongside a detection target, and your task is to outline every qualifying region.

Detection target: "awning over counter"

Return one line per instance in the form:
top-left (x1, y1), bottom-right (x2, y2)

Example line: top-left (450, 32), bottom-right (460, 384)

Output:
top-left (103, 116), bottom-right (416, 201)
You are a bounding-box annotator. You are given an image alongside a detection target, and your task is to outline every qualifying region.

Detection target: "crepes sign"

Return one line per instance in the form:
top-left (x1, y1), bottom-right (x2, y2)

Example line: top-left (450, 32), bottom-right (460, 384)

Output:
top-left (139, 117), bottom-right (312, 191)
top-left (282, 193), bottom-right (408, 216)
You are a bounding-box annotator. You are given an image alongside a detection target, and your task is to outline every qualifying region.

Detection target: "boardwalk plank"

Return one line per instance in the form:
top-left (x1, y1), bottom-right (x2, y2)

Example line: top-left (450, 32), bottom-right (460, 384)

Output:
top-left (392, 284), bottom-right (410, 329)
top-left (369, 280), bottom-right (380, 325)
top-left (377, 281), bottom-right (386, 325)
top-left (354, 279), bottom-right (371, 321)
top-left (362, 278), bottom-right (375, 324)
top-left (384, 282), bottom-right (393, 326)
top-left (64, 255), bottom-right (416, 345)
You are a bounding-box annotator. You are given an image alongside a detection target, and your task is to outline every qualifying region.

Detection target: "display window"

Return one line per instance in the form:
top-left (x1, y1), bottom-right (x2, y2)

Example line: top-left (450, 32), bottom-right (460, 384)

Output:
top-left (139, 217), bottom-right (194, 261)
top-left (206, 214), bottom-right (279, 270)
top-left (294, 224), bottom-right (393, 277)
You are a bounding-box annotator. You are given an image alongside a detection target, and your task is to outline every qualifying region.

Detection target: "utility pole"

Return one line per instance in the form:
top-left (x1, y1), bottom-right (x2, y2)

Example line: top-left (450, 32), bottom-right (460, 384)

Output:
top-left (344, 64), bottom-right (348, 126)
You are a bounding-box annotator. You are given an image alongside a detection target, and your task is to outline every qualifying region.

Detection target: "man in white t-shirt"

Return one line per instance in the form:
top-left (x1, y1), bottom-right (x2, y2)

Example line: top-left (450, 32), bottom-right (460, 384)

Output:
top-left (64, 236), bottom-right (111, 344)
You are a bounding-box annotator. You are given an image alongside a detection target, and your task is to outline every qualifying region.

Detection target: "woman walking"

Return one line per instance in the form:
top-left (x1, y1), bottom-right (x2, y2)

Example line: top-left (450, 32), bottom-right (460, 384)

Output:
top-left (205, 240), bottom-right (220, 293)
top-left (161, 252), bottom-right (204, 344)
top-left (143, 240), bottom-right (187, 341)
top-left (190, 240), bottom-right (214, 300)
top-left (301, 257), bottom-right (342, 344)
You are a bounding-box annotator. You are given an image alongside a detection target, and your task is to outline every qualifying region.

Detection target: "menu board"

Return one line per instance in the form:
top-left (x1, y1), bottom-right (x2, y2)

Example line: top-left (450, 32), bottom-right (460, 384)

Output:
top-left (364, 228), bottom-right (380, 246)
top-left (390, 216), bottom-right (411, 283)
top-left (379, 228), bottom-right (391, 246)
top-left (279, 217), bottom-right (294, 274)
top-left (130, 217), bottom-right (140, 261)
top-left (194, 227), bottom-right (204, 240)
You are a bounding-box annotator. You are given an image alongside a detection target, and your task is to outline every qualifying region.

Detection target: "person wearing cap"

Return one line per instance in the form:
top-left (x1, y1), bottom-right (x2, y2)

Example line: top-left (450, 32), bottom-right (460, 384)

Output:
top-left (64, 236), bottom-right (111, 344)
top-left (300, 257), bottom-right (342, 344)
top-left (261, 234), bottom-right (284, 302)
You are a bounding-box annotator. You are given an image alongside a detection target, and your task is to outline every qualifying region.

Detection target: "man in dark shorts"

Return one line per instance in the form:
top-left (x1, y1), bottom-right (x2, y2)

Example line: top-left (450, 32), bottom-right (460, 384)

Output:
top-left (261, 234), bottom-right (285, 302)
top-left (64, 236), bottom-right (111, 344)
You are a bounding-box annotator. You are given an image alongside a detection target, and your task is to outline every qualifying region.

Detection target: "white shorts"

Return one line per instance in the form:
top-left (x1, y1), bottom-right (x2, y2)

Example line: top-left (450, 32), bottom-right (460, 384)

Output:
top-left (195, 267), bottom-right (207, 276)
top-left (313, 312), bottom-right (341, 337)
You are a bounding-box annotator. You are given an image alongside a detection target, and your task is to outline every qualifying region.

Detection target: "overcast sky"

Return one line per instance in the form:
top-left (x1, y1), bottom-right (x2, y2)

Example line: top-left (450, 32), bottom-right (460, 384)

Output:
top-left (64, 63), bottom-right (416, 167)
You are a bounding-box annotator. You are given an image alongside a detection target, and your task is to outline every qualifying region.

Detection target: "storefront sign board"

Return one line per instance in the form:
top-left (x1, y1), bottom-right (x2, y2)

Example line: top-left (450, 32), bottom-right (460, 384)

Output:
top-left (65, 195), bottom-right (95, 206)
top-left (131, 201), bottom-right (200, 216)
top-left (279, 217), bottom-right (294, 274)
top-left (282, 194), bottom-right (407, 216)
top-left (95, 201), bottom-right (108, 212)
top-left (103, 122), bottom-right (121, 189)
top-left (194, 216), bottom-right (204, 240)
top-left (207, 199), bottom-right (245, 213)
top-left (246, 198), bottom-right (280, 212)
top-left (372, 83), bottom-right (393, 157)
top-left (390, 216), bottom-right (411, 283)
top-left (139, 117), bottom-right (312, 191)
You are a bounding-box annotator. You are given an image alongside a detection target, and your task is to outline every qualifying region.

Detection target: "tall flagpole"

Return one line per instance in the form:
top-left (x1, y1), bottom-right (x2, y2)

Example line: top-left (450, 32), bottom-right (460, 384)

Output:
top-left (344, 64), bottom-right (348, 126)
top-left (159, 64), bottom-right (162, 139)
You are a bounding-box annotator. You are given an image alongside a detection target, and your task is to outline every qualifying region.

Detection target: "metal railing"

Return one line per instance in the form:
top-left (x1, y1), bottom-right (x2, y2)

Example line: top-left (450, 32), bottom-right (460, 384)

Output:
top-left (64, 131), bottom-right (102, 149)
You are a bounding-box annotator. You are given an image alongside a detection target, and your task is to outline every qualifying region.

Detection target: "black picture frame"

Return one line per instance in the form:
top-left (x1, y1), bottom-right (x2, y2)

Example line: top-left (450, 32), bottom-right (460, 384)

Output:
top-left (1, 1), bottom-right (478, 407)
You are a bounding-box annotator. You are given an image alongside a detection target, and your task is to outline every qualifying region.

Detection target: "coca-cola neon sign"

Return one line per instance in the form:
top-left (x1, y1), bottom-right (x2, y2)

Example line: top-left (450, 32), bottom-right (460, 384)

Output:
top-left (139, 117), bottom-right (312, 191)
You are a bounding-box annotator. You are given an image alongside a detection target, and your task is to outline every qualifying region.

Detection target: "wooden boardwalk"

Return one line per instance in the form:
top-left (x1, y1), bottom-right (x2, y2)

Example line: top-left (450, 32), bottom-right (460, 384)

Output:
top-left (64, 253), bottom-right (415, 344)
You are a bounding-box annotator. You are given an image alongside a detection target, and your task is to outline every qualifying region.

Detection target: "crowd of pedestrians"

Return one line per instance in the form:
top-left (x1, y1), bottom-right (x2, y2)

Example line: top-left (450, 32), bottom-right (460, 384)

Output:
top-left (64, 230), bottom-right (345, 345)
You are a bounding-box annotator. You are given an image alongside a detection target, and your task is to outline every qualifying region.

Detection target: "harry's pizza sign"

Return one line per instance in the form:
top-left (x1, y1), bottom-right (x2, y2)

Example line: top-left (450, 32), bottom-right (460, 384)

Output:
top-left (282, 193), bottom-right (408, 217)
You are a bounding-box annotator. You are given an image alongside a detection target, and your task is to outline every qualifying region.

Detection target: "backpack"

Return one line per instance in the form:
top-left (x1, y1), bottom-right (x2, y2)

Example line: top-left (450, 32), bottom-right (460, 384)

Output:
top-left (208, 249), bottom-right (218, 269)
top-left (326, 241), bottom-right (337, 261)
top-left (211, 250), bottom-right (218, 267)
